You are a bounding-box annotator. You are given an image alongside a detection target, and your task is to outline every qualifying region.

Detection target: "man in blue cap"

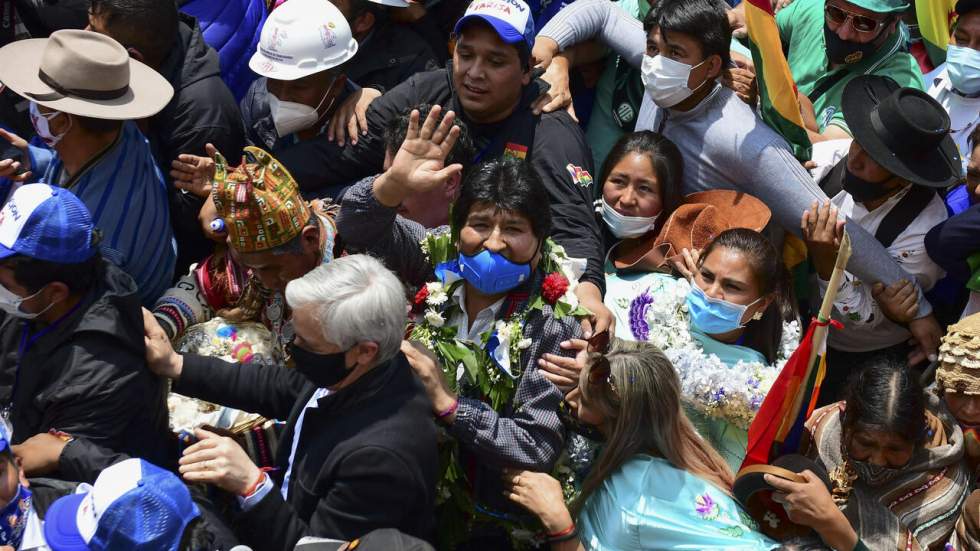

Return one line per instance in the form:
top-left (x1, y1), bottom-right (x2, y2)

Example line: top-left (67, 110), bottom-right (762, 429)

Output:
top-left (0, 184), bottom-right (171, 482)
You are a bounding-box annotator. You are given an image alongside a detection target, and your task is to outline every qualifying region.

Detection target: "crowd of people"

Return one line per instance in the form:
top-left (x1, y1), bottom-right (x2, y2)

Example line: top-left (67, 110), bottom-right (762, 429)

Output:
top-left (0, 0), bottom-right (977, 549)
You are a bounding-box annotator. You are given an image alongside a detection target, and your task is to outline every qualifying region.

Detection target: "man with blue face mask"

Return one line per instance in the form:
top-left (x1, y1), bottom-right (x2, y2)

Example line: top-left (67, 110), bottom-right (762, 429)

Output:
top-left (0, 184), bottom-right (171, 485)
top-left (926, 0), bottom-right (980, 175)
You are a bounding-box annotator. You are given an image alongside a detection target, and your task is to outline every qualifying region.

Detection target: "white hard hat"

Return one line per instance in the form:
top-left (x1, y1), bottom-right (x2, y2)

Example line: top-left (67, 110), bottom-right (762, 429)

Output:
top-left (368, 0), bottom-right (411, 7)
top-left (249, 0), bottom-right (358, 81)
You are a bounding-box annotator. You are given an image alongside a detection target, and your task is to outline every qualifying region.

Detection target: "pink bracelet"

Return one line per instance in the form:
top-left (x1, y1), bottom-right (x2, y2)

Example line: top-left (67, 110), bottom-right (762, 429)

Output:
top-left (436, 399), bottom-right (459, 420)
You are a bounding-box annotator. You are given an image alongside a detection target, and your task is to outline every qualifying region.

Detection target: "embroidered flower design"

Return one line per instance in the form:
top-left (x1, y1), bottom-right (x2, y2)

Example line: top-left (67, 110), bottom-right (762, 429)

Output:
top-left (695, 492), bottom-right (720, 520)
top-left (542, 272), bottom-right (569, 304)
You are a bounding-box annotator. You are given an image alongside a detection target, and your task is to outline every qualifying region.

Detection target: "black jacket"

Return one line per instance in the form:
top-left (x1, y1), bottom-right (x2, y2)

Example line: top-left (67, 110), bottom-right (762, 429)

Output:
top-left (173, 352), bottom-right (438, 551)
top-left (926, 203), bottom-right (980, 284)
top-left (149, 13), bottom-right (246, 277)
top-left (275, 66), bottom-right (604, 290)
top-left (0, 261), bottom-right (172, 474)
top-left (347, 20), bottom-right (438, 93)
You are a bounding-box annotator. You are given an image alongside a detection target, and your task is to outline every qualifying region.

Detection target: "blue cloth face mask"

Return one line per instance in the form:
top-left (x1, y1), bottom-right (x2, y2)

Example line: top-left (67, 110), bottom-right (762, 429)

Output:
top-left (685, 284), bottom-right (761, 334)
top-left (0, 484), bottom-right (31, 549)
top-left (946, 44), bottom-right (980, 96)
top-left (458, 249), bottom-right (531, 295)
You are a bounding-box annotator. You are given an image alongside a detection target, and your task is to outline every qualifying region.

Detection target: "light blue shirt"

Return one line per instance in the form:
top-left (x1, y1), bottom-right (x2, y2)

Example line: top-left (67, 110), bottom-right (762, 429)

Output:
top-left (578, 455), bottom-right (778, 550)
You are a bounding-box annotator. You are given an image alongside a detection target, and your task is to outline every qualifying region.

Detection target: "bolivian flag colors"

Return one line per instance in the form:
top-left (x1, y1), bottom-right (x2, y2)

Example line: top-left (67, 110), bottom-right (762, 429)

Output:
top-left (743, 0), bottom-right (811, 161)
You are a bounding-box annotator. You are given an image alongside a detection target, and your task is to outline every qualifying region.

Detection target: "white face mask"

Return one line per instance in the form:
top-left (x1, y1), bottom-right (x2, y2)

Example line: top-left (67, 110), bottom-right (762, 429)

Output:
top-left (640, 54), bottom-right (708, 108)
top-left (29, 102), bottom-right (70, 148)
top-left (600, 197), bottom-right (659, 238)
top-left (0, 282), bottom-right (51, 320)
top-left (268, 76), bottom-right (338, 138)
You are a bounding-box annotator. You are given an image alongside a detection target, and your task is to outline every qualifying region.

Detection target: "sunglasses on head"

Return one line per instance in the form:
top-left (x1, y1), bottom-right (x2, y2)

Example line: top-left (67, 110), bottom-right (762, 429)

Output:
top-left (824, 3), bottom-right (889, 34)
top-left (587, 330), bottom-right (610, 354)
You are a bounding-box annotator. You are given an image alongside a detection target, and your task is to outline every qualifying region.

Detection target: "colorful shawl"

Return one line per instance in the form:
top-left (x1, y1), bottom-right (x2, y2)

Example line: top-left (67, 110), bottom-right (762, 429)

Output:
top-left (803, 396), bottom-right (969, 551)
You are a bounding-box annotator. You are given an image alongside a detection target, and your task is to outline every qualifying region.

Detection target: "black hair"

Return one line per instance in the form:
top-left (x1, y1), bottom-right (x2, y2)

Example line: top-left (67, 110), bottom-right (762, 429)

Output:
top-left (177, 517), bottom-right (216, 551)
top-left (8, 248), bottom-right (104, 296)
top-left (455, 17), bottom-right (532, 71)
top-left (843, 361), bottom-right (927, 446)
top-left (384, 104), bottom-right (475, 170)
top-left (451, 158), bottom-right (552, 241)
top-left (599, 131), bottom-right (684, 230)
top-left (73, 115), bottom-right (124, 136)
top-left (266, 214), bottom-right (320, 257)
top-left (348, 0), bottom-right (384, 20)
top-left (89, 0), bottom-right (179, 65)
top-left (970, 124), bottom-right (980, 152)
top-left (643, 0), bottom-right (732, 68)
top-left (699, 228), bottom-right (798, 364)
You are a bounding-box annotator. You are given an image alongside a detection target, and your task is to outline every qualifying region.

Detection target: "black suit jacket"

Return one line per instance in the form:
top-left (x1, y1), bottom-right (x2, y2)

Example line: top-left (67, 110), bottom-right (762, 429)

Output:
top-left (173, 352), bottom-right (438, 551)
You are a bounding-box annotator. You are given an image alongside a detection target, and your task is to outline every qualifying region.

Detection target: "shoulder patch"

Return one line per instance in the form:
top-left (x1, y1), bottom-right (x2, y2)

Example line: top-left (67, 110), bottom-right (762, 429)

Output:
top-left (503, 142), bottom-right (528, 160)
top-left (566, 164), bottom-right (593, 187)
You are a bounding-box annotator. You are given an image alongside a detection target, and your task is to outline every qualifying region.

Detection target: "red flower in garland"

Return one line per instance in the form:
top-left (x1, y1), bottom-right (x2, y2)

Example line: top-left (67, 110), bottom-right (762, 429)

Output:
top-left (542, 272), bottom-right (569, 304)
top-left (414, 286), bottom-right (429, 308)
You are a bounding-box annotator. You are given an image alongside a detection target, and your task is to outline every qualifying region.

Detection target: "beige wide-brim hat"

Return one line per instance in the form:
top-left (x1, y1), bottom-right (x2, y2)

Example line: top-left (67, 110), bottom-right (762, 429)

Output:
top-left (0, 29), bottom-right (173, 120)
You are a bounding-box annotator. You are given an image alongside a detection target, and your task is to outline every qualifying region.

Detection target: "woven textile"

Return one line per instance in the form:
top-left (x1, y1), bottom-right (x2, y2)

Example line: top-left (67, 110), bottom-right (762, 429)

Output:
top-left (212, 146), bottom-right (311, 254)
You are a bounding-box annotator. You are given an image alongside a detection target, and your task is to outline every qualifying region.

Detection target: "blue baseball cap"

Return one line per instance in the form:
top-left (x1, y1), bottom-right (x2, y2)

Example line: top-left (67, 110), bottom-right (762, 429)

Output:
top-left (0, 184), bottom-right (97, 264)
top-left (454, 0), bottom-right (535, 53)
top-left (44, 458), bottom-right (200, 551)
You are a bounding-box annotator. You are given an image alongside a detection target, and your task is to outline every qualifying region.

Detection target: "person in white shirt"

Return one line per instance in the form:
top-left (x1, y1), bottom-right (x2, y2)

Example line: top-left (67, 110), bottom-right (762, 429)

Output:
top-left (925, 0), bottom-right (980, 174)
top-left (802, 75), bottom-right (959, 404)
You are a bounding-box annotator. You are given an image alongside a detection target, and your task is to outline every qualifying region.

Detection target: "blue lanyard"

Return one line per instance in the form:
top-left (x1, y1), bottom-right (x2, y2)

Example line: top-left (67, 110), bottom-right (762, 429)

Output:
top-left (6, 302), bottom-right (83, 417)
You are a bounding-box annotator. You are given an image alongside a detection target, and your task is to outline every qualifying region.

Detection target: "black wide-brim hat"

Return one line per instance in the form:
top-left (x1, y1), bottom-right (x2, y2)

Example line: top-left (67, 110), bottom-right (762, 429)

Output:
top-left (842, 74), bottom-right (961, 189)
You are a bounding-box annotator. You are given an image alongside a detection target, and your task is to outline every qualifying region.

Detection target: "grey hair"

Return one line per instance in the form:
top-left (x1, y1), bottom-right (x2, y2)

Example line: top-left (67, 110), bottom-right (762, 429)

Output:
top-left (284, 254), bottom-right (407, 363)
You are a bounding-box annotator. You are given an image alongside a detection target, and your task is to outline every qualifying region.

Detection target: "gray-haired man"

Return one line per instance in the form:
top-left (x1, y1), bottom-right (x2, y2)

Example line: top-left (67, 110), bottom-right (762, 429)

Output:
top-left (143, 254), bottom-right (438, 551)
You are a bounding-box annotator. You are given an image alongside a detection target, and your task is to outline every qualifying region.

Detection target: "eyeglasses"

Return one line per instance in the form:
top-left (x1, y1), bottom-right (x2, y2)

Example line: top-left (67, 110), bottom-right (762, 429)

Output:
top-left (824, 4), bottom-right (889, 34)
top-left (587, 354), bottom-right (614, 388)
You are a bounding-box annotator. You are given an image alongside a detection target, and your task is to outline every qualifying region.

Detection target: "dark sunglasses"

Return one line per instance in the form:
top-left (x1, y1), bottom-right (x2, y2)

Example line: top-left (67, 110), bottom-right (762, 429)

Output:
top-left (587, 330), bottom-right (610, 354)
top-left (824, 4), bottom-right (889, 34)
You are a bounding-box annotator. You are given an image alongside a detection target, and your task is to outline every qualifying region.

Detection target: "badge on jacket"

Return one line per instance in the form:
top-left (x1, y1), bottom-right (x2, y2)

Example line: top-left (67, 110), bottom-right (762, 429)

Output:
top-left (566, 164), bottom-right (593, 188)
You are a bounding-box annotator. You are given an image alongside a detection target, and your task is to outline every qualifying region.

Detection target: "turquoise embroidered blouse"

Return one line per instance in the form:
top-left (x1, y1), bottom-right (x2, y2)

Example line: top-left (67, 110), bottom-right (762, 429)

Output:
top-left (578, 455), bottom-right (778, 550)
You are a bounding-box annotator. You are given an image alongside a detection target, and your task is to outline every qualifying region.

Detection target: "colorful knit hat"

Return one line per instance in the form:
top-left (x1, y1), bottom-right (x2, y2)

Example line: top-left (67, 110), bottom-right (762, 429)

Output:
top-left (212, 146), bottom-right (312, 254)
top-left (937, 313), bottom-right (980, 395)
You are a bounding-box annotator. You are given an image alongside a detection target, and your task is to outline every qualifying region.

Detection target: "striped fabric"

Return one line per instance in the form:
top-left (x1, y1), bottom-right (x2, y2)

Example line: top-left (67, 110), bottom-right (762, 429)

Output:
top-left (31, 122), bottom-right (176, 305)
top-left (804, 400), bottom-right (970, 551)
top-left (744, 0), bottom-right (812, 161)
top-left (916, 0), bottom-right (958, 68)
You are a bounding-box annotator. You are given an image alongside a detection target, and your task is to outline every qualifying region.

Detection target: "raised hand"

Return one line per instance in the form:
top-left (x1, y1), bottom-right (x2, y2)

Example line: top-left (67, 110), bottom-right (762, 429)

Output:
top-left (0, 128), bottom-right (32, 183)
top-left (372, 105), bottom-right (463, 208)
top-left (170, 143), bottom-right (219, 198)
top-left (872, 279), bottom-right (918, 325)
top-left (802, 201), bottom-right (845, 280)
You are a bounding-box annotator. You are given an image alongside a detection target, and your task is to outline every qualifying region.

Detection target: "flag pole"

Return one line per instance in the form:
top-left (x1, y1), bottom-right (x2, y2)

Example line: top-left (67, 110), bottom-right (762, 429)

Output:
top-left (774, 231), bottom-right (852, 439)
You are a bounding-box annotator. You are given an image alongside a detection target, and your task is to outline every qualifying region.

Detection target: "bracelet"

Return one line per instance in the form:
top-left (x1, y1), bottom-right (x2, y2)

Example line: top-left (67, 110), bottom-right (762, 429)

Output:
top-left (436, 399), bottom-right (459, 420)
top-left (547, 523), bottom-right (578, 543)
top-left (546, 523), bottom-right (576, 540)
top-left (240, 471), bottom-right (266, 498)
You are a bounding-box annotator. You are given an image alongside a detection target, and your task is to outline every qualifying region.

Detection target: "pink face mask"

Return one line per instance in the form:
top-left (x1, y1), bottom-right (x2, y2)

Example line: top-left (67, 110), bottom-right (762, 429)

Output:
top-left (29, 102), bottom-right (70, 147)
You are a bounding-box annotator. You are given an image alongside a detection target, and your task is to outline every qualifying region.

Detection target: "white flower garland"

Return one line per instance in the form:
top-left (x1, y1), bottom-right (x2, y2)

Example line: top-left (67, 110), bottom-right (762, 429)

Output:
top-left (620, 276), bottom-right (801, 431)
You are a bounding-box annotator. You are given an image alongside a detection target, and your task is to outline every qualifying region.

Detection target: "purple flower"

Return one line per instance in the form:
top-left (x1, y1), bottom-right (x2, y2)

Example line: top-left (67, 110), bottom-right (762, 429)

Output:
top-left (750, 395), bottom-right (763, 409)
top-left (747, 376), bottom-right (760, 389)
top-left (628, 291), bottom-right (653, 341)
top-left (711, 388), bottom-right (726, 402)
top-left (695, 493), bottom-right (717, 518)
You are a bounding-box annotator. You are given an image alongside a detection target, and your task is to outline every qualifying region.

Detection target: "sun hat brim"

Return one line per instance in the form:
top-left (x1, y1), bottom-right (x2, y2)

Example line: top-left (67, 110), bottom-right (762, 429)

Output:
top-left (0, 38), bottom-right (174, 121)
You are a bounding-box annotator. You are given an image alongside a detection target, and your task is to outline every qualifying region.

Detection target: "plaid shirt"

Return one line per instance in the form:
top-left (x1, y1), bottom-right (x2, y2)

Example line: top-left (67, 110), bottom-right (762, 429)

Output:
top-left (338, 176), bottom-right (582, 473)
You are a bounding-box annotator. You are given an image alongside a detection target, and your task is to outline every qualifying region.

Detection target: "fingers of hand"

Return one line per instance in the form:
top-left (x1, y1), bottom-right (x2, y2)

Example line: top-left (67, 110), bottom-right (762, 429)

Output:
top-left (418, 105), bottom-right (442, 140)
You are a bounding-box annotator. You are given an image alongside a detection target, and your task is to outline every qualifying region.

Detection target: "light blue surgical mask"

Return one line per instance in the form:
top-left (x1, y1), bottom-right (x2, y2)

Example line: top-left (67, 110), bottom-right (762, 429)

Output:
top-left (458, 249), bottom-right (531, 295)
top-left (947, 44), bottom-right (980, 96)
top-left (685, 284), bottom-right (761, 334)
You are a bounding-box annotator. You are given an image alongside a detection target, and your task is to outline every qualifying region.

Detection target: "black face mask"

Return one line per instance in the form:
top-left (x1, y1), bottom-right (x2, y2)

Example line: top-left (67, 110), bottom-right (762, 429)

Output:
top-left (289, 343), bottom-right (351, 388)
top-left (823, 23), bottom-right (880, 65)
top-left (842, 166), bottom-right (895, 203)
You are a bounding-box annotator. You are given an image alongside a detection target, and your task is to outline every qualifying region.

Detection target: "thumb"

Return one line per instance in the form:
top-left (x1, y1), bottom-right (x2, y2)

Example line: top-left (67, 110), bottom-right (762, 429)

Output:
top-left (194, 427), bottom-right (218, 440)
top-left (204, 143), bottom-right (218, 160)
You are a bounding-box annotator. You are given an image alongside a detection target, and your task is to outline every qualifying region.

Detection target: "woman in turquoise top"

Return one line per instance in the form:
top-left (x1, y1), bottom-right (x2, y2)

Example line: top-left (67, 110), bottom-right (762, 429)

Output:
top-left (506, 338), bottom-right (778, 550)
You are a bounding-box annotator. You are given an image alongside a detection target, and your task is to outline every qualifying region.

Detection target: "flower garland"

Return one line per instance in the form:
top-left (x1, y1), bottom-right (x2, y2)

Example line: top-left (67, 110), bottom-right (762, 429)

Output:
top-left (619, 276), bottom-right (801, 431)
top-left (411, 232), bottom-right (590, 549)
